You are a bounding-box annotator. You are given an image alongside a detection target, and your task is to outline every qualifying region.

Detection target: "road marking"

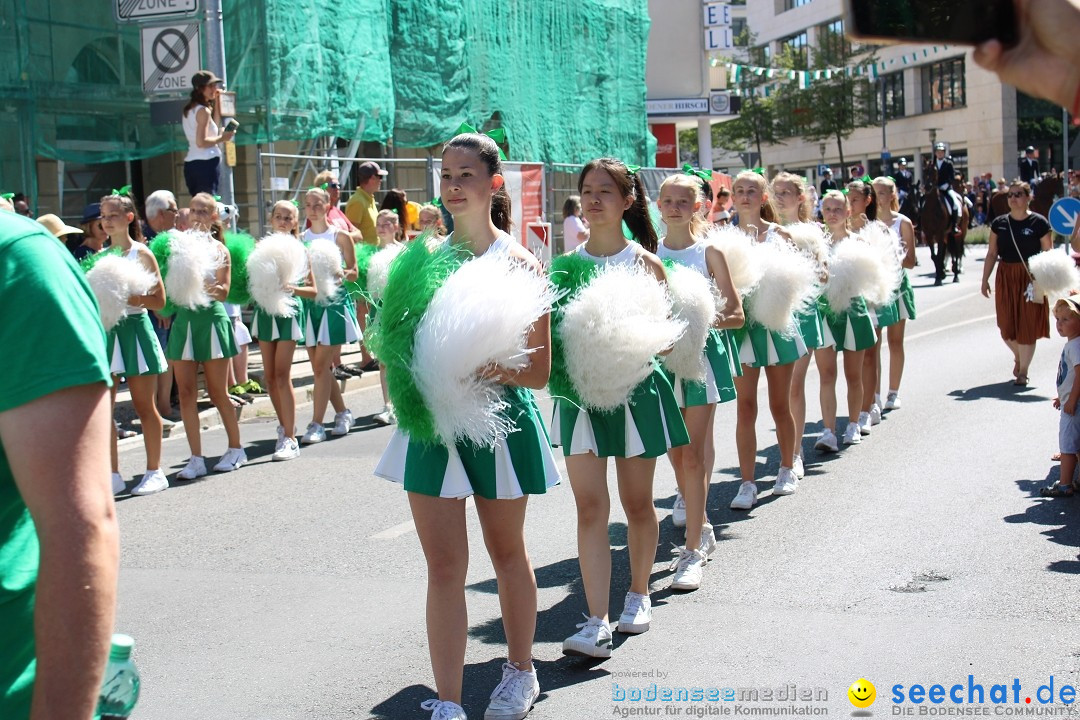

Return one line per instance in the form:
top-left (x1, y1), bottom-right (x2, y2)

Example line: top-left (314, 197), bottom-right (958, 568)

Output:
top-left (368, 497), bottom-right (474, 539)
top-left (906, 314), bottom-right (996, 342)
top-left (916, 291), bottom-right (981, 318)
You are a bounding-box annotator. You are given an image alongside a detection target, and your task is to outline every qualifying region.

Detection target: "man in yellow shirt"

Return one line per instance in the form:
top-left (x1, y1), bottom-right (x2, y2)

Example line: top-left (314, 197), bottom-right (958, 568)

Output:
top-left (344, 161), bottom-right (386, 245)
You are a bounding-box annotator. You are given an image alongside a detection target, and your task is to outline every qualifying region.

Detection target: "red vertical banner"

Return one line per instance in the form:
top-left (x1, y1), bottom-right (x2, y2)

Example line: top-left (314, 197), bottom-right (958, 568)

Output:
top-left (651, 123), bottom-right (678, 168)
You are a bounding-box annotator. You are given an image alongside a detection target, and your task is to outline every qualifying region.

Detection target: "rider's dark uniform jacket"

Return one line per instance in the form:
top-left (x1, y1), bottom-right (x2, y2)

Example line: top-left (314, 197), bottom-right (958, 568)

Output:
top-left (892, 168), bottom-right (913, 195)
top-left (1019, 156), bottom-right (1039, 184)
top-left (935, 156), bottom-right (956, 190)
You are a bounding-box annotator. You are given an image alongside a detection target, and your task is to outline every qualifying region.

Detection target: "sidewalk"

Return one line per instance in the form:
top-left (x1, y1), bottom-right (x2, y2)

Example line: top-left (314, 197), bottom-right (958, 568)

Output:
top-left (114, 343), bottom-right (382, 445)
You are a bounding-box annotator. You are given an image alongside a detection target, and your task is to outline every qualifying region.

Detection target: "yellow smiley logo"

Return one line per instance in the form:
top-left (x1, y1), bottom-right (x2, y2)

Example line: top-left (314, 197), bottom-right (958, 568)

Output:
top-left (848, 679), bottom-right (876, 708)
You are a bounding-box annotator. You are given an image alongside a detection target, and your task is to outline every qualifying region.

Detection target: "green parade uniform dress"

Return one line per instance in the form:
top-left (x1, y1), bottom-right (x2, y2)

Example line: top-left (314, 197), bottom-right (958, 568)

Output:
top-left (821, 238), bottom-right (878, 352)
top-left (732, 228), bottom-right (809, 368)
top-left (106, 244), bottom-right (168, 376)
top-left (301, 227), bottom-right (362, 346)
top-left (875, 215), bottom-right (917, 326)
top-left (657, 239), bottom-right (737, 407)
top-left (164, 243), bottom-right (239, 362)
top-left (550, 243), bottom-right (690, 458)
top-left (374, 233), bottom-right (561, 499)
top-left (251, 237), bottom-right (308, 343)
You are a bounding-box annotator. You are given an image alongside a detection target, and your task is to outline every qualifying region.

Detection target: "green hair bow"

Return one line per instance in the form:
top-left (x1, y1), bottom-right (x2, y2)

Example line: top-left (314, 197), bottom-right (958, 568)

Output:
top-left (625, 163), bottom-right (641, 176)
top-left (214, 194), bottom-right (222, 202)
top-left (683, 163), bottom-right (713, 181)
top-left (320, 182), bottom-right (329, 190)
top-left (860, 174), bottom-right (872, 184)
top-left (0, 193), bottom-right (13, 200)
top-left (454, 122), bottom-right (509, 161)
top-left (740, 167), bottom-right (765, 177)
top-left (111, 184), bottom-right (132, 197)
top-left (432, 197), bottom-right (443, 209)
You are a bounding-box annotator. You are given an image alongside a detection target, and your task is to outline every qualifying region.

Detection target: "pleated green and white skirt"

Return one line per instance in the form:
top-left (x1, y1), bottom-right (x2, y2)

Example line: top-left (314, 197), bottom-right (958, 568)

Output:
top-left (662, 329), bottom-right (738, 408)
top-left (796, 299), bottom-right (834, 351)
top-left (107, 312), bottom-right (167, 376)
top-left (165, 302), bottom-right (239, 362)
top-left (733, 319), bottom-right (807, 368)
top-left (551, 366), bottom-right (690, 458)
top-left (303, 293), bottom-right (362, 347)
top-left (374, 386), bottom-right (561, 500)
top-left (252, 302), bottom-right (307, 343)
top-left (823, 296), bottom-right (878, 352)
top-left (898, 270), bottom-right (917, 320)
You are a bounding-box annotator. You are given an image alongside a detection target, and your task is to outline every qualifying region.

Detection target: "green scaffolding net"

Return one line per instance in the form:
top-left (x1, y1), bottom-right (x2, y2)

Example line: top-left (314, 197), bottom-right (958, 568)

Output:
top-left (0, 0), bottom-right (652, 172)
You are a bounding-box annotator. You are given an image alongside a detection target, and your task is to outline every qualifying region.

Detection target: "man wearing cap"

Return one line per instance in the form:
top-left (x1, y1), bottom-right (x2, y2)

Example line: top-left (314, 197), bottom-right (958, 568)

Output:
top-left (181, 69), bottom-right (235, 198)
top-left (933, 142), bottom-right (964, 235)
top-left (1020, 146), bottom-right (1040, 185)
top-left (344, 161), bottom-right (387, 245)
top-left (891, 158), bottom-right (914, 204)
top-left (819, 168), bottom-right (838, 194)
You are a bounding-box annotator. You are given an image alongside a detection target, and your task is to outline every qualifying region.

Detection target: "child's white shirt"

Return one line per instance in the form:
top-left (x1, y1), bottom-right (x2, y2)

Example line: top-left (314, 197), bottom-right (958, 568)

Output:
top-left (1057, 336), bottom-right (1080, 404)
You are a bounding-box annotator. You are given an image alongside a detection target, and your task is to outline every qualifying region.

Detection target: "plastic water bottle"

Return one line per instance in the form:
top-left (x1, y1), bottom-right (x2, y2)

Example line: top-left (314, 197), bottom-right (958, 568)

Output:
top-left (96, 634), bottom-right (140, 719)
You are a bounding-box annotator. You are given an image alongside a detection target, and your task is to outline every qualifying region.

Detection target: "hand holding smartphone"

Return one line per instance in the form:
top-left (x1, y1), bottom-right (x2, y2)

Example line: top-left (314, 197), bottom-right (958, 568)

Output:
top-left (224, 118), bottom-right (240, 133)
top-left (844, 0), bottom-right (1018, 46)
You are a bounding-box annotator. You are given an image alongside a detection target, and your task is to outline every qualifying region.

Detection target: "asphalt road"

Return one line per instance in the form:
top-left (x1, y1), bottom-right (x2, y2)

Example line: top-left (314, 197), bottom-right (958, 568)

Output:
top-left (115, 245), bottom-right (1080, 720)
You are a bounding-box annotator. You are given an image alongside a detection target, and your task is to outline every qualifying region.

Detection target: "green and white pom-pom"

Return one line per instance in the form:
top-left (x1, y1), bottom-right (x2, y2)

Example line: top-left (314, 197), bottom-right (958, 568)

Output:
top-left (344, 243), bottom-right (378, 303)
top-left (79, 246), bottom-right (123, 274)
top-left (224, 231), bottom-right (256, 305)
top-left (367, 242), bottom-right (407, 303)
top-left (857, 221), bottom-right (903, 307)
top-left (1029, 250), bottom-right (1080, 302)
top-left (307, 237), bottom-right (344, 305)
top-left (548, 252), bottom-right (601, 406)
top-left (785, 221), bottom-right (829, 269)
top-left (823, 238), bottom-right (884, 317)
top-left (702, 224), bottom-right (762, 297)
top-left (85, 254), bottom-right (156, 331)
top-left (247, 233), bottom-right (308, 317)
top-left (743, 238), bottom-right (818, 334)
top-left (159, 230), bottom-right (222, 311)
top-left (661, 261), bottom-right (716, 382)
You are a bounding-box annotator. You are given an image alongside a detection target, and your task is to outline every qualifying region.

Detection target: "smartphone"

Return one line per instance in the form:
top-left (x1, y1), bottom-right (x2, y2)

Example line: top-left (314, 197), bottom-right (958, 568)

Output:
top-left (844, 0), bottom-right (1018, 47)
top-left (224, 118), bottom-right (240, 132)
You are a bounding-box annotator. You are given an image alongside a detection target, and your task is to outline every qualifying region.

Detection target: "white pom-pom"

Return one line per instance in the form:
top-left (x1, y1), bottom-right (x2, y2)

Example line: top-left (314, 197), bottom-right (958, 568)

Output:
top-left (411, 252), bottom-right (559, 447)
top-left (744, 239), bottom-right (818, 333)
top-left (367, 243), bottom-right (406, 302)
top-left (167, 230), bottom-right (221, 310)
top-left (1029, 250), bottom-right (1080, 302)
top-left (785, 221), bottom-right (829, 268)
top-left (561, 262), bottom-right (686, 411)
top-left (661, 263), bottom-right (716, 381)
top-left (702, 223), bottom-right (762, 296)
top-left (855, 221), bottom-right (903, 306)
top-left (247, 233), bottom-right (309, 317)
top-left (307, 237), bottom-right (343, 305)
top-left (824, 238), bottom-right (887, 313)
top-left (85, 254), bottom-right (156, 331)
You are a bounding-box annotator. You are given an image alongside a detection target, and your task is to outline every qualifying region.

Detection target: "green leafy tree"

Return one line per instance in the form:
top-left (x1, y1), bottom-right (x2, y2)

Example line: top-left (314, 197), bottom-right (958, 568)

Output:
top-left (712, 32), bottom-right (784, 167)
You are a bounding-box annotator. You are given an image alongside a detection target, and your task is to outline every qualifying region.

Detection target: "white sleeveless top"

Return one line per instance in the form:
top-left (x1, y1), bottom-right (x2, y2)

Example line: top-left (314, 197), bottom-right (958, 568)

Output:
top-left (182, 105), bottom-right (221, 162)
top-left (303, 227), bottom-right (338, 244)
top-left (443, 231), bottom-right (516, 259)
top-left (658, 239), bottom-right (709, 279)
top-left (886, 214), bottom-right (909, 259)
top-left (575, 241), bottom-right (639, 268)
top-left (122, 244), bottom-right (149, 316)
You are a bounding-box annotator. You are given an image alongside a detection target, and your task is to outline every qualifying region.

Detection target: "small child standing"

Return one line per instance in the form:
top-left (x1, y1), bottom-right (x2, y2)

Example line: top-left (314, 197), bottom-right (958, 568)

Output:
top-left (1043, 296), bottom-right (1080, 497)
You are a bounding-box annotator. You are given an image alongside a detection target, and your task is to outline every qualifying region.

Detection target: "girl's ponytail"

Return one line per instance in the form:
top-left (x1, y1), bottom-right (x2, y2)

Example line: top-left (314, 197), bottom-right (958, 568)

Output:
top-left (624, 172), bottom-right (657, 253)
top-left (491, 184), bottom-right (512, 234)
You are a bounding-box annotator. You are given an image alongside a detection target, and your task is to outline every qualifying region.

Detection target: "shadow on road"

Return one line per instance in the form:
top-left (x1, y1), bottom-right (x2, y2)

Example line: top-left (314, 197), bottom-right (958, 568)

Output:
top-left (1004, 474), bottom-right (1080, 574)
top-left (948, 382), bottom-right (1052, 403)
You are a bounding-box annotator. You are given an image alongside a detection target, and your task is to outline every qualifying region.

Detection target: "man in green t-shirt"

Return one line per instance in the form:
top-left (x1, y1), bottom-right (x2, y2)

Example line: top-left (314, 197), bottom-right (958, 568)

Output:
top-left (0, 212), bottom-right (118, 719)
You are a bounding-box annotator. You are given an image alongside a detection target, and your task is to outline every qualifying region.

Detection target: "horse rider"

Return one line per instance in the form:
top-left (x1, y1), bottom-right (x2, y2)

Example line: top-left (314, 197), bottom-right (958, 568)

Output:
top-left (1019, 145), bottom-right (1040, 185)
top-left (820, 168), bottom-right (839, 194)
top-left (891, 157), bottom-right (914, 205)
top-left (933, 142), bottom-right (964, 236)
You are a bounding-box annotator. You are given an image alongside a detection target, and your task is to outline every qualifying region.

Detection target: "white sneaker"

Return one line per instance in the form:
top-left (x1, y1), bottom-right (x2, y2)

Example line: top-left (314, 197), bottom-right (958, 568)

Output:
top-left (273, 437), bottom-right (300, 461)
top-left (672, 491), bottom-right (687, 527)
top-left (484, 662), bottom-right (539, 720)
top-left (176, 456), bottom-right (207, 481)
top-left (562, 615), bottom-right (612, 657)
top-left (842, 421), bottom-right (863, 445)
top-left (792, 455), bottom-right (805, 479)
top-left (699, 523), bottom-right (717, 556)
top-left (111, 472), bottom-right (126, 495)
top-left (131, 469), bottom-right (168, 496)
top-left (372, 406), bottom-right (395, 426)
top-left (670, 547), bottom-right (707, 591)
top-left (420, 699), bottom-right (468, 720)
top-left (869, 403), bottom-right (883, 426)
top-left (815, 429), bottom-right (839, 453)
top-left (332, 409), bottom-right (353, 436)
top-left (213, 447), bottom-right (247, 472)
top-left (773, 467), bottom-right (798, 496)
top-left (301, 422), bottom-right (326, 444)
top-left (858, 412), bottom-right (872, 436)
top-left (617, 592), bottom-right (652, 634)
top-left (885, 392), bottom-right (901, 410)
top-left (730, 481), bottom-right (758, 510)
top-left (274, 425), bottom-right (285, 453)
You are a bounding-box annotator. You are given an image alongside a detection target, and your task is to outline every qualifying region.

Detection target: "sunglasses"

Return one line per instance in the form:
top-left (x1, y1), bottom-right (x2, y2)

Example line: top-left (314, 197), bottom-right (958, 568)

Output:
top-left (327, 182), bottom-right (340, 189)
top-left (1008, 192), bottom-right (1027, 198)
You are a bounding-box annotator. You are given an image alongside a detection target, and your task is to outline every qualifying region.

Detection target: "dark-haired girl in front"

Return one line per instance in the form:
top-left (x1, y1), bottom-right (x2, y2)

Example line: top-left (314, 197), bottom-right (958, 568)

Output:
top-left (554, 158), bottom-right (689, 659)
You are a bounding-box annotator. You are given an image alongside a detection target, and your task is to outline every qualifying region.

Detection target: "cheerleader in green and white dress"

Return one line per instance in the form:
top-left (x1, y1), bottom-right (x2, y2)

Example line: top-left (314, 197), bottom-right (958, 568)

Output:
top-left (655, 173), bottom-right (744, 592)
top-left (374, 133), bottom-right (555, 720)
top-left (817, 190), bottom-right (877, 450)
top-left (252, 200), bottom-right (317, 461)
top-left (771, 171), bottom-right (834, 482)
top-left (871, 176), bottom-right (917, 418)
top-left (556, 159), bottom-right (689, 659)
top-left (300, 186), bottom-right (360, 444)
top-left (98, 193), bottom-right (169, 496)
top-left (167, 192), bottom-right (246, 480)
top-left (728, 170), bottom-right (806, 510)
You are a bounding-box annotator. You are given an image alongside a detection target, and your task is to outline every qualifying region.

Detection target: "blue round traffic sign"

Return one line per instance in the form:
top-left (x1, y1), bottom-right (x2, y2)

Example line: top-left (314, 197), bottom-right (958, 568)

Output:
top-left (1049, 196), bottom-right (1080, 235)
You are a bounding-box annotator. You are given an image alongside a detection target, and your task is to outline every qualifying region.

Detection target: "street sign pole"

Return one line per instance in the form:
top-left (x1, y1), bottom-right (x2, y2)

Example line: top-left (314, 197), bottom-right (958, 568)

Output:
top-left (204, 0), bottom-right (234, 208)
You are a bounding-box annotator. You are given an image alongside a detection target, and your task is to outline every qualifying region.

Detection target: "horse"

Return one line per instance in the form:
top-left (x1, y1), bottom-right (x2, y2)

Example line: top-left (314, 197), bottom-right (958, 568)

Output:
top-left (989, 175), bottom-right (1063, 219)
top-left (915, 164), bottom-right (968, 285)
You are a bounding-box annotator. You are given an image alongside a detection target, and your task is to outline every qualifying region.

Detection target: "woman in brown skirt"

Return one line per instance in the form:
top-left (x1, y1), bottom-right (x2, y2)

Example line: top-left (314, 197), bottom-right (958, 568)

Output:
top-left (981, 180), bottom-right (1052, 385)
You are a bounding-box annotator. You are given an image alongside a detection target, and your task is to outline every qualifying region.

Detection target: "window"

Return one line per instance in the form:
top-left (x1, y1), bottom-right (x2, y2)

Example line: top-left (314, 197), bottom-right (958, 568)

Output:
top-left (751, 44), bottom-right (772, 67)
top-left (868, 71), bottom-right (905, 121)
top-left (922, 57), bottom-right (966, 112)
top-left (782, 0), bottom-right (812, 10)
top-left (732, 17), bottom-right (748, 46)
top-left (818, 19), bottom-right (850, 59)
top-left (780, 31), bottom-right (809, 69)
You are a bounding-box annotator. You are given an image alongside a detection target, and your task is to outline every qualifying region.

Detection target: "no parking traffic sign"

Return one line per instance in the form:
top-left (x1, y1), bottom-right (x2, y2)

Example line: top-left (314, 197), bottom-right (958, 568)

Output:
top-left (141, 24), bottom-right (200, 94)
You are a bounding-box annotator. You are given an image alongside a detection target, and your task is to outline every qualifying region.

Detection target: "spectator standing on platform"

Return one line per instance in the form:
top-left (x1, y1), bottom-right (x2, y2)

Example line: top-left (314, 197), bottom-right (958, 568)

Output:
top-left (181, 70), bottom-right (234, 197)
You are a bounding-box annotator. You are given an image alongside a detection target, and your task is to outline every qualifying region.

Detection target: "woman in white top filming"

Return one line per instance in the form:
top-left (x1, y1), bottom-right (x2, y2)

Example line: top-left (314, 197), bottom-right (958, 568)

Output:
top-left (181, 69), bottom-right (236, 198)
